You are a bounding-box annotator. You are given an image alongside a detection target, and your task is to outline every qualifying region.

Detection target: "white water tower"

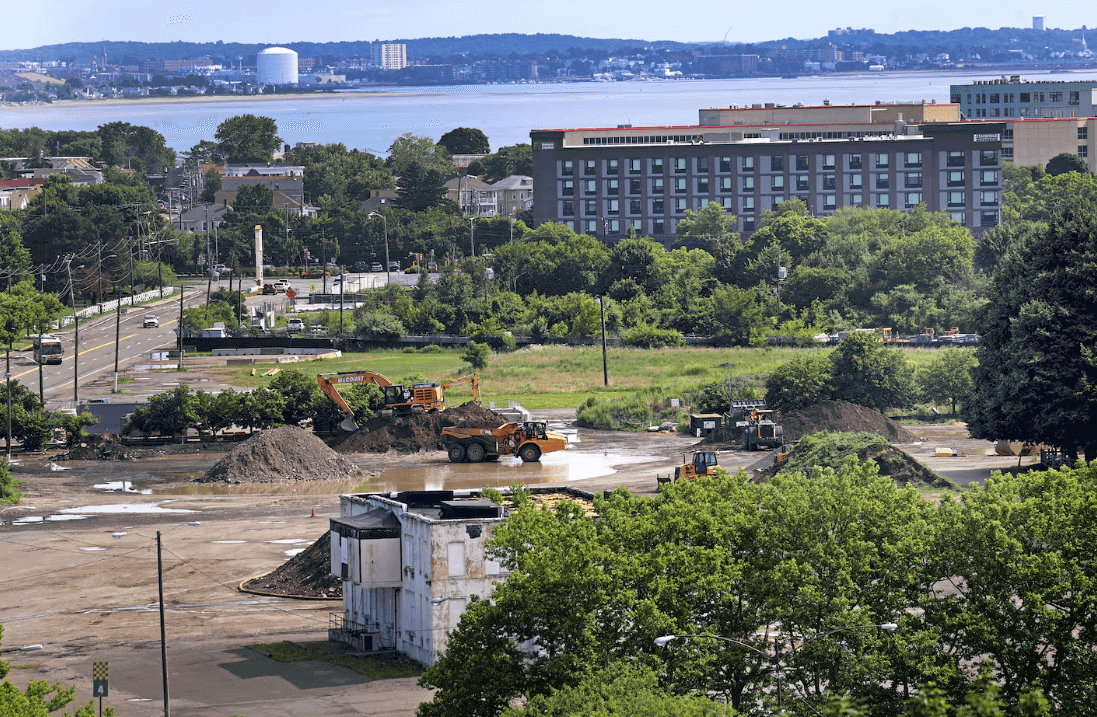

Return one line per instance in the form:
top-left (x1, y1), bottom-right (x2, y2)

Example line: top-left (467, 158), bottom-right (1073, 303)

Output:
top-left (257, 47), bottom-right (298, 85)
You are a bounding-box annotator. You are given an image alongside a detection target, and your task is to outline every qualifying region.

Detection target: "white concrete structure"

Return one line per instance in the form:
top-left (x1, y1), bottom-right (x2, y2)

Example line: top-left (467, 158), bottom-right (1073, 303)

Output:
top-left (370, 43), bottom-right (407, 70)
top-left (257, 47), bottom-right (298, 85)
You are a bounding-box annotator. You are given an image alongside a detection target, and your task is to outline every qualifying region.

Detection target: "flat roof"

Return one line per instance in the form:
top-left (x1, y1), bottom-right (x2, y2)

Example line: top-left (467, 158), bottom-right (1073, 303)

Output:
top-left (701, 102), bottom-right (957, 111)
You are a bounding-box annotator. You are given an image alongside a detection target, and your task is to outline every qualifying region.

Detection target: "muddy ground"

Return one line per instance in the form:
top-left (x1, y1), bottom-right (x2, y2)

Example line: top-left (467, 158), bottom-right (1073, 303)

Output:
top-left (0, 416), bottom-right (1030, 717)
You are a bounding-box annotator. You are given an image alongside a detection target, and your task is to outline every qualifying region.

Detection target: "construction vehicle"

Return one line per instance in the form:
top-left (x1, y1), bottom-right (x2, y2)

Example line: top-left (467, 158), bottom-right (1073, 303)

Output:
top-left (442, 421), bottom-right (568, 463)
top-left (317, 372), bottom-right (480, 431)
top-left (738, 409), bottom-right (784, 451)
top-left (657, 450), bottom-right (720, 484)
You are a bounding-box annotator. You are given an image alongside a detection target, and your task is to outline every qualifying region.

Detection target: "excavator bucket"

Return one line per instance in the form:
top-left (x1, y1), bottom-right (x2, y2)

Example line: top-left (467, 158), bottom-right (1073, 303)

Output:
top-left (340, 416), bottom-right (359, 432)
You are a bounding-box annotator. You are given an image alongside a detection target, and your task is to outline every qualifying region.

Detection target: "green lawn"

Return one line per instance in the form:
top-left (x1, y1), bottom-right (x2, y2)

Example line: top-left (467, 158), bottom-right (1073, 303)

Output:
top-left (250, 641), bottom-right (421, 680)
top-left (225, 344), bottom-right (947, 411)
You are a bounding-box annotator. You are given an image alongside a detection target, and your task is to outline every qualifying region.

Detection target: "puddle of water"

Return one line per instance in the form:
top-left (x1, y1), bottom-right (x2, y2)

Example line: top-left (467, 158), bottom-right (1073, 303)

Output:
top-left (93, 481), bottom-right (152, 495)
top-left (59, 503), bottom-right (198, 515)
top-left (80, 547), bottom-right (106, 551)
top-left (13, 515), bottom-right (90, 524)
top-left (49, 463), bottom-right (70, 471)
top-left (284, 548), bottom-right (306, 557)
top-left (268, 538), bottom-right (309, 544)
top-left (213, 540), bottom-right (246, 544)
top-left (151, 451), bottom-right (658, 495)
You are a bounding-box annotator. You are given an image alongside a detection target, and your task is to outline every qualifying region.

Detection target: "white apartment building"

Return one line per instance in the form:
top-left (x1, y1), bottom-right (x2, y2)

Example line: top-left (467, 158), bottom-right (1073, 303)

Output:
top-left (371, 43), bottom-right (407, 70)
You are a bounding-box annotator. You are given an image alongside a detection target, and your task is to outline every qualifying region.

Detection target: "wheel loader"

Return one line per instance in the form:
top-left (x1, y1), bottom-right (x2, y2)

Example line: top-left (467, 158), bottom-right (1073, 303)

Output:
top-left (442, 421), bottom-right (568, 463)
top-left (657, 451), bottom-right (720, 484)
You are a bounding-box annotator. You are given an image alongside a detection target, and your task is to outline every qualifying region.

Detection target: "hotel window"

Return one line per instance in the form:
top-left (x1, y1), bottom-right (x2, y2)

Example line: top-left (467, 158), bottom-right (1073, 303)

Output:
top-left (947, 150), bottom-right (965, 167)
top-left (851, 194), bottom-right (863, 205)
top-left (630, 219), bottom-right (642, 231)
top-left (607, 199), bottom-right (620, 216)
top-left (979, 150), bottom-right (999, 166)
top-left (652, 199), bottom-right (665, 215)
top-left (584, 180), bottom-right (597, 195)
top-left (1079, 127), bottom-right (1089, 140)
top-left (1002, 148), bottom-right (1014, 160)
top-left (561, 200), bottom-right (574, 215)
top-left (796, 155), bottom-right (810, 171)
top-left (629, 198), bottom-right (641, 214)
top-left (609, 219), bottom-right (620, 233)
top-left (628, 159), bottom-right (641, 174)
top-left (696, 157), bottom-right (709, 172)
top-left (674, 198), bottom-right (687, 213)
top-left (875, 153), bottom-right (889, 169)
top-left (905, 152), bottom-right (922, 168)
top-left (696, 177), bottom-right (710, 193)
top-left (742, 156), bottom-right (755, 171)
top-left (743, 216), bottom-right (755, 232)
top-left (1020, 92), bottom-right (1031, 102)
top-left (770, 155), bottom-right (784, 172)
top-left (673, 157), bottom-right (687, 173)
top-left (606, 179), bottom-right (619, 194)
top-left (651, 158), bottom-right (664, 174)
top-left (1049, 91), bottom-right (1063, 102)
top-left (629, 178), bottom-right (641, 195)
top-left (674, 178), bottom-right (687, 193)
top-left (980, 191), bottom-right (998, 205)
top-left (981, 212), bottom-right (998, 226)
top-left (822, 175), bottom-right (836, 191)
top-left (719, 157), bottom-right (732, 173)
top-left (694, 197), bottom-right (709, 210)
top-left (772, 175), bottom-right (785, 190)
top-left (990, 109), bottom-right (1000, 117)
top-left (849, 174), bottom-right (863, 189)
top-left (561, 160), bottom-right (573, 175)
top-left (561, 180), bottom-right (574, 196)
top-left (905, 172), bottom-right (922, 189)
top-left (948, 171), bottom-right (965, 187)
top-left (718, 196), bottom-right (733, 209)
top-left (875, 173), bottom-right (890, 189)
top-left (906, 192), bottom-right (923, 207)
top-left (796, 175), bottom-right (809, 192)
top-left (990, 93), bottom-right (1000, 103)
top-left (741, 196), bottom-right (755, 213)
top-left (586, 220), bottom-right (598, 234)
top-left (651, 178), bottom-right (665, 193)
top-left (583, 160), bottom-right (597, 176)
top-left (584, 199), bottom-right (597, 215)
top-left (719, 177), bottom-right (732, 192)
top-left (876, 194), bottom-right (890, 207)
top-left (822, 154), bottom-right (836, 169)
top-left (951, 211), bottom-right (966, 225)
top-left (823, 194), bottom-right (837, 209)
top-left (653, 218), bottom-right (665, 234)
top-left (563, 220), bottom-right (575, 231)
top-left (948, 192), bottom-right (965, 206)
top-left (606, 159), bottom-right (619, 175)
top-left (1005, 93), bottom-right (1014, 102)
top-left (849, 154), bottom-right (862, 170)
top-left (1071, 91), bottom-right (1081, 105)
top-left (1080, 145), bottom-right (1090, 158)
top-left (1003, 128), bottom-right (1014, 140)
top-left (742, 176), bottom-right (755, 191)
top-left (981, 170), bottom-right (998, 185)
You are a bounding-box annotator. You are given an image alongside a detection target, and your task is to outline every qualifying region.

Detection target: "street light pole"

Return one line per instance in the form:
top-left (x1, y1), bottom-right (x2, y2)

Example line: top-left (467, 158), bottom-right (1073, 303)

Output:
top-left (469, 216), bottom-right (475, 258)
top-left (67, 256), bottom-right (79, 405)
top-left (157, 530), bottom-right (170, 717)
top-left (368, 212), bottom-right (389, 285)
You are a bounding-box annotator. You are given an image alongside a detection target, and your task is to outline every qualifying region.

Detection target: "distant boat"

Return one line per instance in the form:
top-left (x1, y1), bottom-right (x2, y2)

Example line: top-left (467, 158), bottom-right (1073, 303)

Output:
top-left (781, 74), bottom-right (799, 79)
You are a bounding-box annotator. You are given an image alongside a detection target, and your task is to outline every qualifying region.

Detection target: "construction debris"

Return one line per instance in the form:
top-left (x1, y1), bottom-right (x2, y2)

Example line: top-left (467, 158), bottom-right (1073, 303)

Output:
top-left (55, 435), bottom-right (138, 461)
top-left (241, 532), bottom-right (342, 599)
top-left (331, 402), bottom-right (502, 454)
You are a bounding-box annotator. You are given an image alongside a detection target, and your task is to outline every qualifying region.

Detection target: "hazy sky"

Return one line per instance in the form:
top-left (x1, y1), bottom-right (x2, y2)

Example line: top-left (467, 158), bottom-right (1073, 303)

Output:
top-left (2, 0), bottom-right (1094, 50)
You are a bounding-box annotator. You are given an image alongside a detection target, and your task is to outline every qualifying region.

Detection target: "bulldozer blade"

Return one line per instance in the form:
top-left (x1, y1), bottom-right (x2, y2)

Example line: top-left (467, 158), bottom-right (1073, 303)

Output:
top-left (340, 417), bottom-right (360, 432)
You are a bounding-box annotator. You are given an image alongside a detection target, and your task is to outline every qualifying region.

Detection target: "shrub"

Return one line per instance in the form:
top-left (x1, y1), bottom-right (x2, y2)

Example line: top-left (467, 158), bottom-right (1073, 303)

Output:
top-left (764, 352), bottom-right (834, 413)
top-left (0, 458), bottom-right (22, 504)
top-left (462, 341), bottom-right (491, 371)
top-left (621, 324), bottom-right (684, 349)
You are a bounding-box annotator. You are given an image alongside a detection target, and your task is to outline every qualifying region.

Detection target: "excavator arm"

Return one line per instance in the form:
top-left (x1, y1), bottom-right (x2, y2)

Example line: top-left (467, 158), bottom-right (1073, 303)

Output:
top-left (440, 373), bottom-right (480, 404)
top-left (317, 372), bottom-right (394, 431)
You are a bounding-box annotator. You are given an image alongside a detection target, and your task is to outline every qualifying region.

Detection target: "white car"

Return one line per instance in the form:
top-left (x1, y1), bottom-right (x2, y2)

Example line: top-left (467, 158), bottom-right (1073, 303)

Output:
top-left (274, 279), bottom-right (291, 292)
top-left (286, 318), bottom-right (305, 334)
top-left (143, 314), bottom-right (159, 328)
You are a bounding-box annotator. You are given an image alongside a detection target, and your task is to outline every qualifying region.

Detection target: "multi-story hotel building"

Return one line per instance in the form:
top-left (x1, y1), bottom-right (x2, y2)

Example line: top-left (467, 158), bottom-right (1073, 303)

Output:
top-left (531, 121), bottom-right (1004, 240)
top-left (950, 76), bottom-right (1097, 119)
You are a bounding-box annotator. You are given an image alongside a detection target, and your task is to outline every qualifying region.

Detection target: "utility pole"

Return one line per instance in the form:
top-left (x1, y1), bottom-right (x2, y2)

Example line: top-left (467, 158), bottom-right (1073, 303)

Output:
top-left (67, 257), bottom-right (79, 404)
top-left (177, 283), bottom-right (184, 371)
top-left (469, 217), bottom-right (475, 258)
top-left (322, 230), bottom-right (327, 295)
top-left (600, 296), bottom-right (609, 387)
top-left (113, 276), bottom-right (121, 393)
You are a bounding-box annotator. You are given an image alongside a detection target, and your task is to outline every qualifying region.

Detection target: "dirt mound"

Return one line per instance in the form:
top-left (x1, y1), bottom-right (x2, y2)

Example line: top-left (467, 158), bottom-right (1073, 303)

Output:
top-left (332, 402), bottom-right (503, 454)
top-left (780, 401), bottom-right (918, 443)
top-left (56, 434), bottom-right (138, 461)
top-left (241, 532), bottom-right (342, 599)
top-left (200, 426), bottom-right (363, 483)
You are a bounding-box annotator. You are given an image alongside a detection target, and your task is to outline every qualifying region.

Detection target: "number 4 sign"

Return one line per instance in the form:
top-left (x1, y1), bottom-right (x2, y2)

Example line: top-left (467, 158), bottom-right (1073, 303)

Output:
top-left (92, 661), bottom-right (108, 697)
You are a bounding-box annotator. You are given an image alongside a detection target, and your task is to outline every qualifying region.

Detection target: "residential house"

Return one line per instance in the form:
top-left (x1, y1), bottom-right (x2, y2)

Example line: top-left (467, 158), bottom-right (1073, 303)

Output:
top-left (492, 175), bottom-right (534, 217)
top-left (360, 188), bottom-right (399, 214)
top-left (444, 175), bottom-right (498, 216)
top-left (178, 203), bottom-right (231, 234)
top-left (223, 163), bottom-right (304, 178)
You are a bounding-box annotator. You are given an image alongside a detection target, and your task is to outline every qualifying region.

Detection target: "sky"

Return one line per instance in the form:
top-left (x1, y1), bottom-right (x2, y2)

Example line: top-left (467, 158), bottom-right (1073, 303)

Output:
top-left (2, 0), bottom-right (1095, 50)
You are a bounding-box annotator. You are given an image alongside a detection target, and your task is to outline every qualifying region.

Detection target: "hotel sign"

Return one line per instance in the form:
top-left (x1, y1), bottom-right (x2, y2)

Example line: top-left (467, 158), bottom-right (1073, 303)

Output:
top-left (974, 133), bottom-right (1001, 142)
top-left (539, 142), bottom-right (555, 150)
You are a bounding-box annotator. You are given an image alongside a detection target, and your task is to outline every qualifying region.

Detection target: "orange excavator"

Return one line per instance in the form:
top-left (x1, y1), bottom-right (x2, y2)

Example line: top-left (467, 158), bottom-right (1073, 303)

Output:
top-left (317, 371), bottom-right (480, 431)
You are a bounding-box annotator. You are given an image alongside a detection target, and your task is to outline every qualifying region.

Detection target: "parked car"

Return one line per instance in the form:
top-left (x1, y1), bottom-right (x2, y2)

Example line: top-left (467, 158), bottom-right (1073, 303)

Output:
top-left (286, 318), bottom-right (305, 334)
top-left (388, 260), bottom-right (401, 271)
top-left (143, 314), bottom-right (159, 328)
top-left (370, 262), bottom-right (383, 272)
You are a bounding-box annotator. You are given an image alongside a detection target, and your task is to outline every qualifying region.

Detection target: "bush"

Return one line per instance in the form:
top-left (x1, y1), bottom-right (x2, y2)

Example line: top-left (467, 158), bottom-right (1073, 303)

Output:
top-left (462, 341), bottom-right (491, 371)
top-left (621, 324), bottom-right (684, 349)
top-left (419, 344), bottom-right (444, 353)
top-left (0, 458), bottom-right (22, 504)
top-left (576, 390), bottom-right (684, 431)
top-left (764, 352), bottom-right (834, 413)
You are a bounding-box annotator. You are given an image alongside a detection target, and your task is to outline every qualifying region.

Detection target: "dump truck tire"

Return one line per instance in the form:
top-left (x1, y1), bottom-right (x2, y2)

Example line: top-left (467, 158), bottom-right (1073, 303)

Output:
top-left (519, 444), bottom-right (541, 463)
top-left (466, 442), bottom-right (486, 463)
top-left (447, 444), bottom-right (466, 462)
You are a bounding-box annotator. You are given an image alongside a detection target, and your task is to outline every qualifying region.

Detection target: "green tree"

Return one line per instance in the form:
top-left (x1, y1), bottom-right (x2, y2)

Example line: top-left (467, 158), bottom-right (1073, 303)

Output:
top-left (53, 411), bottom-right (99, 448)
top-left (466, 144), bottom-right (532, 182)
top-left (386, 133), bottom-right (455, 175)
top-left (461, 341), bottom-right (491, 371)
top-left (268, 370), bottom-right (319, 426)
top-left (395, 164), bottom-right (449, 212)
top-left (0, 458), bottom-right (20, 503)
top-left (830, 332), bottom-right (916, 412)
top-left (674, 201), bottom-right (738, 250)
top-left (1045, 152), bottom-right (1089, 176)
top-left (765, 352), bottom-right (834, 412)
top-left (199, 169), bottom-right (222, 203)
top-left (96, 121), bottom-right (175, 173)
top-left (241, 387), bottom-right (286, 432)
top-left (917, 349), bottom-right (977, 414)
top-left (438, 127), bottom-right (490, 155)
top-left (233, 182), bottom-right (274, 211)
top-left (142, 386), bottom-right (200, 440)
top-left (963, 196), bottom-right (1097, 460)
top-left (215, 114), bottom-right (282, 164)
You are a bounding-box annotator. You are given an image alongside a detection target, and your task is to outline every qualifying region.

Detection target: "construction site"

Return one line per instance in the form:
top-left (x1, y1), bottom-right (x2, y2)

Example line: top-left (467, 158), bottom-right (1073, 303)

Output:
top-left (0, 382), bottom-right (1035, 717)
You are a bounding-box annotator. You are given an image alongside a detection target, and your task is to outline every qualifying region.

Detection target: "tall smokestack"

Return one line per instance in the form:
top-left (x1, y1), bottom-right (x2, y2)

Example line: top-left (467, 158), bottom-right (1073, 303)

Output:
top-left (254, 225), bottom-right (264, 286)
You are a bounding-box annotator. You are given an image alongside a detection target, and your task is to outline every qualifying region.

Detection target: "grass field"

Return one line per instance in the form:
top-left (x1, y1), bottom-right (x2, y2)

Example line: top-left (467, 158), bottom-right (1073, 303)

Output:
top-left (225, 344), bottom-right (947, 411)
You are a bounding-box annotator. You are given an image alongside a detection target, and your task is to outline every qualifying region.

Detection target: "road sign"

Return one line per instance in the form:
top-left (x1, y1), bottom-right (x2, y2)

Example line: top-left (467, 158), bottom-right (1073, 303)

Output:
top-left (93, 661), bottom-right (109, 697)
top-left (285, 288), bottom-right (297, 299)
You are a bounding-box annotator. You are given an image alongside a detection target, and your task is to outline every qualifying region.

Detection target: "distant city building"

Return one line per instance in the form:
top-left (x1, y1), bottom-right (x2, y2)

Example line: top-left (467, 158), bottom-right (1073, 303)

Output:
top-left (256, 47), bottom-right (299, 85)
top-left (141, 58), bottom-right (210, 73)
top-left (1033, 16), bottom-right (1045, 31)
top-left (696, 55), bottom-right (759, 75)
top-left (950, 75), bottom-right (1097, 118)
top-left (371, 43), bottom-right (407, 70)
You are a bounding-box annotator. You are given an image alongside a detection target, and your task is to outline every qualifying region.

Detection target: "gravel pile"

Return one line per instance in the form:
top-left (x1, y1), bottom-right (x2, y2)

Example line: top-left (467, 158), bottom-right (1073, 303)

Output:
top-left (702, 400), bottom-right (918, 447)
top-left (332, 402), bottom-right (503, 454)
top-left (241, 532), bottom-right (342, 599)
top-left (199, 426), bottom-right (364, 483)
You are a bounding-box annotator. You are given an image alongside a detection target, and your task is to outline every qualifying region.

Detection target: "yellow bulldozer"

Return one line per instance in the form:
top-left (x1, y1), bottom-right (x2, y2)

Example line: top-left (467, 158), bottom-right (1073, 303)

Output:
top-left (441, 421), bottom-right (568, 463)
top-left (317, 371), bottom-right (480, 431)
top-left (657, 450), bottom-right (721, 484)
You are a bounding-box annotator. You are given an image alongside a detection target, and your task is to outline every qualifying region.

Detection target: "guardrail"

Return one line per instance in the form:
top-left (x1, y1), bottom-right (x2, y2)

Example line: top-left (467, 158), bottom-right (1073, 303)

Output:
top-left (57, 287), bottom-right (179, 328)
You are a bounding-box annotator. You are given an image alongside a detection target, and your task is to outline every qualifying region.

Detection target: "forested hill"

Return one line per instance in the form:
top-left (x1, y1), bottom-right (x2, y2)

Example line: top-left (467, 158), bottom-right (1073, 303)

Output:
top-left (755, 25), bottom-right (1092, 57)
top-left (0, 34), bottom-right (692, 63)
